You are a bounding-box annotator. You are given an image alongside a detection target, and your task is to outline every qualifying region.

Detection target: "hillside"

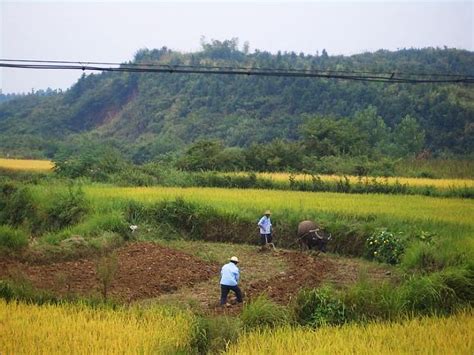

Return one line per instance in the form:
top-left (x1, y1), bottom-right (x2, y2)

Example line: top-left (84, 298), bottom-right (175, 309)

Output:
top-left (1, 40), bottom-right (473, 162)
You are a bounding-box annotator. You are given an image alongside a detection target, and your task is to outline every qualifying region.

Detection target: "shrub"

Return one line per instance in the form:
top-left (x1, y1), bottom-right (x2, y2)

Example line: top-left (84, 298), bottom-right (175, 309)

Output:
top-left (45, 185), bottom-right (88, 230)
top-left (0, 183), bottom-right (38, 228)
top-left (241, 296), bottom-right (290, 330)
top-left (96, 252), bottom-right (119, 301)
top-left (293, 286), bottom-right (347, 327)
top-left (365, 229), bottom-right (405, 264)
top-left (0, 225), bottom-right (29, 251)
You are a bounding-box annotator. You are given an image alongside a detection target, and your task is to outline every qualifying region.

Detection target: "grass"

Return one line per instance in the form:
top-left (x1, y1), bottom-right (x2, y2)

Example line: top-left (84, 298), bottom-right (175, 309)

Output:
top-left (0, 299), bottom-right (195, 354)
top-left (0, 158), bottom-right (54, 172)
top-left (226, 310), bottom-right (474, 354)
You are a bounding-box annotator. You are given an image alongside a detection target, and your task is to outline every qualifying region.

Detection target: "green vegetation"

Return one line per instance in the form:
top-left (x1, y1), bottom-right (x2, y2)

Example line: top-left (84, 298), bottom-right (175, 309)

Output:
top-left (241, 296), bottom-right (290, 330)
top-left (1, 42), bottom-right (473, 169)
top-left (293, 286), bottom-right (347, 327)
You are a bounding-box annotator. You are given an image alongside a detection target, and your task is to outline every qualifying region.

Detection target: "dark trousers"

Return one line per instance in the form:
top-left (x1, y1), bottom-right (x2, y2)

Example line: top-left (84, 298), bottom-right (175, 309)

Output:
top-left (220, 284), bottom-right (243, 305)
top-left (260, 233), bottom-right (272, 245)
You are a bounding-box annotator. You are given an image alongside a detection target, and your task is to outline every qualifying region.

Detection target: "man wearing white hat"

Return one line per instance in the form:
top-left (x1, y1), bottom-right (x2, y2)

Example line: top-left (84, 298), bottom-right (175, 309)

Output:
top-left (258, 210), bottom-right (273, 247)
top-left (220, 256), bottom-right (243, 306)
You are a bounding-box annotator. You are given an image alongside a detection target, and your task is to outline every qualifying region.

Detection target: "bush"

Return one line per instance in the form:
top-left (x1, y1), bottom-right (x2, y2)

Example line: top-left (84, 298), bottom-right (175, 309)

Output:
top-left (0, 225), bottom-right (29, 251)
top-left (0, 183), bottom-right (38, 228)
top-left (293, 286), bottom-right (347, 327)
top-left (240, 296), bottom-right (290, 330)
top-left (45, 185), bottom-right (88, 230)
top-left (365, 230), bottom-right (405, 264)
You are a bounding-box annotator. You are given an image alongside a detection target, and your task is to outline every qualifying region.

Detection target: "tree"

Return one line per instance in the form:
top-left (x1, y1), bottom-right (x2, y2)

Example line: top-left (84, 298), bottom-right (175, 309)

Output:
top-left (300, 116), bottom-right (366, 157)
top-left (392, 115), bottom-right (426, 157)
top-left (353, 106), bottom-right (390, 156)
top-left (176, 139), bottom-right (224, 171)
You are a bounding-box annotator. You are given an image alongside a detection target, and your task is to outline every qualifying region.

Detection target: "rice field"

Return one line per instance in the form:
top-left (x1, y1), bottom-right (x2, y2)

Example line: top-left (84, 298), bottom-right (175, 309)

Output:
top-left (227, 311), bottom-right (474, 355)
top-left (84, 185), bottom-right (474, 227)
top-left (245, 172), bottom-right (474, 190)
top-left (0, 299), bottom-right (194, 354)
top-left (0, 158), bottom-right (54, 172)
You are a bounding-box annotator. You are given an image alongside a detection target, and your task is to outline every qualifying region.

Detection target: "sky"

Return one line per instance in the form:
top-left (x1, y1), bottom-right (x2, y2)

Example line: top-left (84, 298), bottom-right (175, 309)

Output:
top-left (1, 0), bottom-right (473, 94)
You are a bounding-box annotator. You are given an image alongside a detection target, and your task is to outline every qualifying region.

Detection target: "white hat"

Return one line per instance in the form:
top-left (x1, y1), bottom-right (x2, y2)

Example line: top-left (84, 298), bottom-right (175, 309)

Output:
top-left (230, 256), bottom-right (239, 263)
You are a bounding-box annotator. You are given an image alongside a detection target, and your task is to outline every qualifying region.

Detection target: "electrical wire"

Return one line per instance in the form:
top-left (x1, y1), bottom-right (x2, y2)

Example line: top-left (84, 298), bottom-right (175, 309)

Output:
top-left (1, 59), bottom-right (473, 84)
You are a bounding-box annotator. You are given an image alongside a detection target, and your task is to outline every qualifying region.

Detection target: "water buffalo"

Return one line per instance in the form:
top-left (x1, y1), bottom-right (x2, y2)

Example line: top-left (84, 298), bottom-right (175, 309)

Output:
top-left (297, 220), bottom-right (331, 252)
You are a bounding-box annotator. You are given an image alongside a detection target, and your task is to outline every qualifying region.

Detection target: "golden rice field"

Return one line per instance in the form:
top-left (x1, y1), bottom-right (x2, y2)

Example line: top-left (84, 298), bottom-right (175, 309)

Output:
top-left (84, 186), bottom-right (474, 227)
top-left (227, 311), bottom-right (474, 355)
top-left (245, 172), bottom-right (474, 190)
top-left (0, 158), bottom-right (54, 172)
top-left (0, 300), bottom-right (194, 354)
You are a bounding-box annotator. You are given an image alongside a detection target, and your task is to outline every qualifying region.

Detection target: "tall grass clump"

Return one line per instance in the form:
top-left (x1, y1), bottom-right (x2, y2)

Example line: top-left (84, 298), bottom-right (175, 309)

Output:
top-left (343, 268), bottom-right (473, 321)
top-left (192, 315), bottom-right (242, 354)
top-left (0, 225), bottom-right (29, 251)
top-left (293, 286), bottom-right (347, 327)
top-left (240, 296), bottom-right (291, 330)
top-left (401, 268), bottom-right (473, 314)
top-left (0, 280), bottom-right (60, 305)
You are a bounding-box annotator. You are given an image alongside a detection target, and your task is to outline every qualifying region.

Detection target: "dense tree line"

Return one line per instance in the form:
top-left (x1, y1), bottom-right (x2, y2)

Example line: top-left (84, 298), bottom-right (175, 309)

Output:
top-left (0, 39), bottom-right (472, 163)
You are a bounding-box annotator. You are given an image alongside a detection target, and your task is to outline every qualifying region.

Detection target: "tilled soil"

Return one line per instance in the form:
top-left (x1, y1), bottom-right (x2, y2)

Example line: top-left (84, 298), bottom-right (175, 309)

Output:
top-left (246, 251), bottom-right (334, 304)
top-left (0, 242), bottom-right (220, 302)
top-left (0, 243), bottom-right (392, 310)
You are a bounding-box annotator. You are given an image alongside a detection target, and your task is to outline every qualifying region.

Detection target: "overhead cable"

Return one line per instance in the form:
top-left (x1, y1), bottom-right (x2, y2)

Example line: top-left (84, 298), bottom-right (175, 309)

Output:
top-left (1, 59), bottom-right (473, 84)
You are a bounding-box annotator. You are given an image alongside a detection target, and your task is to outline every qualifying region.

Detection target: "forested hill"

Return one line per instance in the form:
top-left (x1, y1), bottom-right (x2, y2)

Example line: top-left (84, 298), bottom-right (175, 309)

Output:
top-left (0, 40), bottom-right (473, 163)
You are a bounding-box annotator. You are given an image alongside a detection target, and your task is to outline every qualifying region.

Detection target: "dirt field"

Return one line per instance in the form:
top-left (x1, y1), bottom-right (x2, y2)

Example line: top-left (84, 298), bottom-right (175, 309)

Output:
top-left (0, 242), bottom-right (392, 310)
top-left (0, 243), bottom-right (219, 302)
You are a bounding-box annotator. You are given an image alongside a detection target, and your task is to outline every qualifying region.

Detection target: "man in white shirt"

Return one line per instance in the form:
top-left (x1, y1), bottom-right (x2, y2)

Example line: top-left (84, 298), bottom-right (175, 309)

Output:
top-left (257, 210), bottom-right (272, 247)
top-left (220, 256), bottom-right (243, 306)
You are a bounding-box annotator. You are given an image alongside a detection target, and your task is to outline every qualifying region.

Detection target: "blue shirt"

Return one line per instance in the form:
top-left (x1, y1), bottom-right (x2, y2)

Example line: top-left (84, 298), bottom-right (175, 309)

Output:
top-left (220, 262), bottom-right (240, 286)
top-left (258, 216), bottom-right (272, 234)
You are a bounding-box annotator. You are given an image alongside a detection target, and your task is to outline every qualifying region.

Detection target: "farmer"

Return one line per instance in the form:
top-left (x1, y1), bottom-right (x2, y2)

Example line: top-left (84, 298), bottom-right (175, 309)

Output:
top-left (220, 256), bottom-right (243, 306)
top-left (257, 210), bottom-right (273, 247)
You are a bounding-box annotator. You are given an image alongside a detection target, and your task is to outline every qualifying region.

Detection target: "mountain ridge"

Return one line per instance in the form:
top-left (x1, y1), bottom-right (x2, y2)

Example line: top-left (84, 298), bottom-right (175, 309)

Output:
top-left (0, 41), bottom-right (473, 161)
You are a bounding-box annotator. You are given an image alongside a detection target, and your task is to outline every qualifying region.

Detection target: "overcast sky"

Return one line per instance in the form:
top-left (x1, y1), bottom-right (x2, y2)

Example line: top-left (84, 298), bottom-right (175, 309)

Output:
top-left (1, 1), bottom-right (473, 94)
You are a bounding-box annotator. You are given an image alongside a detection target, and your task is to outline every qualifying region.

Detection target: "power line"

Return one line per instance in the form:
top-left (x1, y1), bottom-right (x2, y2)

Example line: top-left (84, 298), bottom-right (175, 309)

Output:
top-left (1, 59), bottom-right (473, 84)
